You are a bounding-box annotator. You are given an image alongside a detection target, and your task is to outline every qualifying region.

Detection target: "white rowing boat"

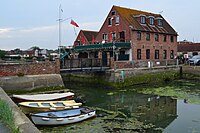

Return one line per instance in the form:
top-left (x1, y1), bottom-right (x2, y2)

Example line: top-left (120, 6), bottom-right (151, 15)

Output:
top-left (30, 107), bottom-right (96, 125)
top-left (12, 92), bottom-right (74, 102)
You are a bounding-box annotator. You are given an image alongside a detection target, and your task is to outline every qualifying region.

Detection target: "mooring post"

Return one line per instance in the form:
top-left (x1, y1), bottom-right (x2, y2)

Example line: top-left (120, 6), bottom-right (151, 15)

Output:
top-left (179, 66), bottom-right (183, 79)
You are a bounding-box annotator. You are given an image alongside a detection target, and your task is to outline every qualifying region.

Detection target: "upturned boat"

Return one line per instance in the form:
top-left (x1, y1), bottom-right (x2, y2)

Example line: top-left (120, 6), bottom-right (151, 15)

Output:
top-left (19, 100), bottom-right (82, 114)
top-left (30, 107), bottom-right (96, 125)
top-left (12, 92), bottom-right (74, 103)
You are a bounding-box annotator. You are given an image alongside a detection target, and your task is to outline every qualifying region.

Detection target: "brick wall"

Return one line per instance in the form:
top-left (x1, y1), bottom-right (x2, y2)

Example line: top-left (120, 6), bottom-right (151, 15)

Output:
top-left (111, 59), bottom-right (177, 69)
top-left (0, 59), bottom-right (60, 77)
top-left (131, 31), bottom-right (177, 61)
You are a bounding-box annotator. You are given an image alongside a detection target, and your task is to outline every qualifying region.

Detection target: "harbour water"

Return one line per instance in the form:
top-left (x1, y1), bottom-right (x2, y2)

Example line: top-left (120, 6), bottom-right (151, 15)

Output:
top-left (39, 80), bottom-right (200, 133)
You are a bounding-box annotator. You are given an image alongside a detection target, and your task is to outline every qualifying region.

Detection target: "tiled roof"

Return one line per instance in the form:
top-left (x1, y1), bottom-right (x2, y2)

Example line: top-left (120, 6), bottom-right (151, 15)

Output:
top-left (113, 5), bottom-right (177, 35)
top-left (178, 43), bottom-right (200, 52)
top-left (81, 30), bottom-right (98, 42)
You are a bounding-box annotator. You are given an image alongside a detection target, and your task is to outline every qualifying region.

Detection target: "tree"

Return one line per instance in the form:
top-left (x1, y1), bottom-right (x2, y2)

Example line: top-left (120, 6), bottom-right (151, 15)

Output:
top-left (0, 50), bottom-right (6, 59)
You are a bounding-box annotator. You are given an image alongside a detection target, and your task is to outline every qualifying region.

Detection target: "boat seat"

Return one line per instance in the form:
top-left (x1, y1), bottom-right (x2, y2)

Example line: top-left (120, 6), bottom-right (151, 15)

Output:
top-left (80, 108), bottom-right (92, 114)
top-left (48, 113), bottom-right (57, 117)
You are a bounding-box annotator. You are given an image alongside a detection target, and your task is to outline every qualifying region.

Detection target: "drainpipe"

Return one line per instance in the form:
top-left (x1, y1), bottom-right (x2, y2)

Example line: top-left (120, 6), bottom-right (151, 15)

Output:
top-left (129, 25), bottom-right (133, 62)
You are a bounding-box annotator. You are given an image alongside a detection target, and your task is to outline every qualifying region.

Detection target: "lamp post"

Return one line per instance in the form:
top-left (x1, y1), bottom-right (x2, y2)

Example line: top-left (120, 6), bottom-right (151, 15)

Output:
top-left (129, 25), bottom-right (133, 61)
top-left (113, 41), bottom-right (116, 71)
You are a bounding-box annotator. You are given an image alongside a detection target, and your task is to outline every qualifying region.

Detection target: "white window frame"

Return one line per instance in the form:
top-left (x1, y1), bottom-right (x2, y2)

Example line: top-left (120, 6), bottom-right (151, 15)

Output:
top-left (141, 16), bottom-right (146, 24)
top-left (149, 17), bottom-right (154, 25)
top-left (116, 15), bottom-right (119, 24)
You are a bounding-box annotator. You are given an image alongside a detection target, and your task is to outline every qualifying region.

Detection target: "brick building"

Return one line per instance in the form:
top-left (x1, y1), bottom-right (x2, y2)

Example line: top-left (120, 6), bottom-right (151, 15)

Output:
top-left (73, 5), bottom-right (178, 68)
top-left (74, 30), bottom-right (98, 46)
top-left (177, 40), bottom-right (200, 57)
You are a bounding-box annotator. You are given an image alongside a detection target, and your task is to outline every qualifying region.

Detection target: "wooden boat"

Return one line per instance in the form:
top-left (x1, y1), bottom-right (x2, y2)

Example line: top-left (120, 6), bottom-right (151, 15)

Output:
top-left (30, 107), bottom-right (96, 125)
top-left (19, 100), bottom-right (82, 114)
top-left (12, 92), bottom-right (74, 103)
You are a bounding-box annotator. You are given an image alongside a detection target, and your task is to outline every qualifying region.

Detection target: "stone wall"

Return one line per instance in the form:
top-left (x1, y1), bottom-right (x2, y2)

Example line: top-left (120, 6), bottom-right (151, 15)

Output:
top-left (0, 87), bottom-right (41, 133)
top-left (0, 74), bottom-right (64, 90)
top-left (182, 66), bottom-right (200, 76)
top-left (110, 65), bottom-right (180, 82)
top-left (0, 59), bottom-right (60, 77)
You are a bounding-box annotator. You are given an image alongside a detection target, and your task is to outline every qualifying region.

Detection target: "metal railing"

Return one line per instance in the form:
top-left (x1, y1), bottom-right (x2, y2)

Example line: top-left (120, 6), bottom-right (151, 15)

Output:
top-left (61, 58), bottom-right (110, 69)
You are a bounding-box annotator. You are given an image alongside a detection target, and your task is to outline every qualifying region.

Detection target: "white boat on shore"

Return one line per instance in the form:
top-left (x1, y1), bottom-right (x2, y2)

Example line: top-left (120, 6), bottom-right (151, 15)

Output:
top-left (12, 92), bottom-right (74, 102)
top-left (30, 107), bottom-right (96, 125)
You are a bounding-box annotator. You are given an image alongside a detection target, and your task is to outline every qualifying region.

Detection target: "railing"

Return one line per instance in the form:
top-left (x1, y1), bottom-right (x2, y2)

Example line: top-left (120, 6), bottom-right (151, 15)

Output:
top-left (61, 58), bottom-right (110, 69)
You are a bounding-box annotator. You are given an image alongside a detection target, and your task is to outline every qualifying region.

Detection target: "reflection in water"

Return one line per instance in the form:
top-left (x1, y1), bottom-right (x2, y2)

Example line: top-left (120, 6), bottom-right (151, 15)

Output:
top-left (100, 93), bottom-right (177, 130)
top-left (39, 89), bottom-right (179, 133)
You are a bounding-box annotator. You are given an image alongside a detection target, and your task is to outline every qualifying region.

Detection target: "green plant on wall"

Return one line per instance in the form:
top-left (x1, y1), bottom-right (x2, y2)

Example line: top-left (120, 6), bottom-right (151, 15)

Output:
top-left (0, 100), bottom-right (20, 133)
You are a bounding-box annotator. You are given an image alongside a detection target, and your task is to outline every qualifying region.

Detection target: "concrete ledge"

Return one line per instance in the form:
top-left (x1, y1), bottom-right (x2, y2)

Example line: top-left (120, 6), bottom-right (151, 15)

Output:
top-left (0, 87), bottom-right (41, 133)
top-left (0, 74), bottom-right (64, 90)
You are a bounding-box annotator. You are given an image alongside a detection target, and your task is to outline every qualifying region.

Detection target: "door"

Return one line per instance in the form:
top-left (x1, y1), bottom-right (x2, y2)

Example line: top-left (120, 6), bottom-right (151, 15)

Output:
top-left (102, 51), bottom-right (107, 66)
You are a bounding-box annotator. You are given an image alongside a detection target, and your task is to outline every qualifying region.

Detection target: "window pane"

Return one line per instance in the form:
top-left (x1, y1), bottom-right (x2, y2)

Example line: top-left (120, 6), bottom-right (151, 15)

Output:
top-left (155, 50), bottom-right (159, 59)
top-left (170, 36), bottom-right (174, 42)
top-left (163, 35), bottom-right (167, 42)
top-left (155, 34), bottom-right (159, 41)
top-left (163, 50), bottom-right (167, 59)
top-left (137, 49), bottom-right (141, 59)
top-left (137, 32), bottom-right (141, 40)
top-left (170, 50), bottom-right (174, 59)
top-left (141, 16), bottom-right (146, 24)
top-left (146, 33), bottom-right (150, 41)
top-left (158, 19), bottom-right (162, 26)
top-left (150, 17), bottom-right (154, 25)
top-left (116, 16), bottom-right (119, 24)
top-left (146, 49), bottom-right (150, 59)
top-left (108, 18), bottom-right (112, 25)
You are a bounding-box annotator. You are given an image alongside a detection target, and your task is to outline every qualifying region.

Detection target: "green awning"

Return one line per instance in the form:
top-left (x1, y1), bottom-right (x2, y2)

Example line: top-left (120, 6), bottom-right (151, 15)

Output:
top-left (74, 42), bottom-right (131, 52)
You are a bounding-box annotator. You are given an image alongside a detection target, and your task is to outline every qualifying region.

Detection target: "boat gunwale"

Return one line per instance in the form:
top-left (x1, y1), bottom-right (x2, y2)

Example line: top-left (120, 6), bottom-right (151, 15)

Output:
top-left (30, 108), bottom-right (95, 119)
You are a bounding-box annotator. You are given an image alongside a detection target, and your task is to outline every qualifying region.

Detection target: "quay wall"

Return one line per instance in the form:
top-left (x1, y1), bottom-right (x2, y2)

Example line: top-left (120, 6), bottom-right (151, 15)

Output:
top-left (0, 74), bottom-right (64, 90)
top-left (0, 87), bottom-right (41, 133)
top-left (112, 65), bottom-right (180, 82)
top-left (61, 66), bottom-right (180, 89)
top-left (0, 59), bottom-right (60, 77)
top-left (182, 66), bottom-right (200, 76)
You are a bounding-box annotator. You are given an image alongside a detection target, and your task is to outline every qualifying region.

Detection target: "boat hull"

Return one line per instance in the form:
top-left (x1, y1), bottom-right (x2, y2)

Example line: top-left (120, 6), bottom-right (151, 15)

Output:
top-left (19, 100), bottom-right (82, 114)
top-left (31, 108), bottom-right (96, 125)
top-left (12, 92), bottom-right (74, 103)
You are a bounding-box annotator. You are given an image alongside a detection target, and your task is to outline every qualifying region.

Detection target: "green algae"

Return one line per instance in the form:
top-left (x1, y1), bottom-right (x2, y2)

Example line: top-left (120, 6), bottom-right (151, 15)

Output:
top-left (135, 80), bottom-right (200, 104)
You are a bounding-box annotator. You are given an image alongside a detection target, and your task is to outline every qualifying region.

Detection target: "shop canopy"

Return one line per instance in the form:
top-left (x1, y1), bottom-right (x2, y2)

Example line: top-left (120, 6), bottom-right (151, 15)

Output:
top-left (74, 42), bottom-right (131, 52)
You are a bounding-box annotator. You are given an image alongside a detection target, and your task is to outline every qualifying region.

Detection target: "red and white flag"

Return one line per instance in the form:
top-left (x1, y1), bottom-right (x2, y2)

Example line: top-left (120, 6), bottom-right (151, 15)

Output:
top-left (70, 19), bottom-right (79, 27)
top-left (92, 35), bottom-right (95, 44)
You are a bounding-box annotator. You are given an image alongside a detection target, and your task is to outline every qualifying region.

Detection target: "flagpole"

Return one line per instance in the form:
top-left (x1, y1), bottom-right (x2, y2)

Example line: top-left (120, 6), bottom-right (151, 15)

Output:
top-left (73, 26), bottom-right (77, 37)
top-left (58, 4), bottom-right (62, 58)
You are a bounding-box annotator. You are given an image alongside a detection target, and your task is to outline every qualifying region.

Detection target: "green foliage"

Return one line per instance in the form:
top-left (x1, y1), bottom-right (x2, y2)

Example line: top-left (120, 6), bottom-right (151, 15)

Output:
top-left (0, 50), bottom-right (6, 59)
top-left (0, 100), bottom-right (20, 133)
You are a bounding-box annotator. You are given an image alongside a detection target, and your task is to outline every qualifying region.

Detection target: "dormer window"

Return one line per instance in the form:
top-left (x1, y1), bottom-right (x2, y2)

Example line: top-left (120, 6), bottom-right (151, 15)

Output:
top-left (149, 17), bottom-right (154, 25)
top-left (141, 16), bottom-right (146, 24)
top-left (158, 19), bottom-right (162, 26)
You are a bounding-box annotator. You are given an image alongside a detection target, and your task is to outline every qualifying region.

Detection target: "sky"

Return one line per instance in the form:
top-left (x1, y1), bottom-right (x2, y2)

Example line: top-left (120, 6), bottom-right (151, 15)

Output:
top-left (0, 0), bottom-right (199, 50)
